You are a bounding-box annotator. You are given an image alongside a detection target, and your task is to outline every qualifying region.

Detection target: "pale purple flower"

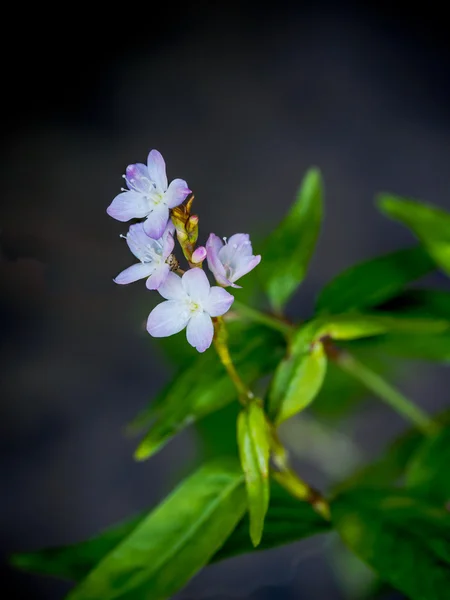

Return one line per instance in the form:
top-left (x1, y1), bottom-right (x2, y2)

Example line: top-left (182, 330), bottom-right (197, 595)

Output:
top-left (147, 268), bottom-right (234, 352)
top-left (114, 221), bottom-right (175, 290)
top-left (106, 149), bottom-right (191, 239)
top-left (206, 233), bottom-right (261, 288)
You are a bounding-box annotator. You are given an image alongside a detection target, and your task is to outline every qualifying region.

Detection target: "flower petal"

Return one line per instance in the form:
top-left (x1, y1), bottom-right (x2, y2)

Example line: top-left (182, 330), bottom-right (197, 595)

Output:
top-left (125, 223), bottom-right (160, 261)
top-left (147, 300), bottom-right (190, 338)
top-left (147, 149), bottom-right (168, 193)
top-left (146, 263), bottom-right (170, 291)
top-left (204, 286), bottom-right (234, 317)
top-left (107, 190), bottom-right (150, 222)
top-left (157, 271), bottom-right (187, 301)
top-left (232, 254), bottom-right (262, 282)
top-left (165, 178), bottom-right (191, 209)
top-left (161, 220), bottom-right (175, 259)
top-left (182, 268), bottom-right (210, 303)
top-left (125, 163), bottom-right (153, 194)
top-left (143, 203), bottom-right (170, 239)
top-left (206, 233), bottom-right (231, 286)
top-left (114, 262), bottom-right (155, 285)
top-left (186, 311), bottom-right (214, 352)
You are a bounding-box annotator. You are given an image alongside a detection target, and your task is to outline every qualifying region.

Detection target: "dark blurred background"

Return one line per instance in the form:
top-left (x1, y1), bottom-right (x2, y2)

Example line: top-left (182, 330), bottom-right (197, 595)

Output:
top-left (1, 1), bottom-right (450, 598)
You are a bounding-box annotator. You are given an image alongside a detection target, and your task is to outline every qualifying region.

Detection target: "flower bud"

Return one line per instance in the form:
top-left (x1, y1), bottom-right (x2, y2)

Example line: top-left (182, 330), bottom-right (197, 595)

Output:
top-left (191, 246), bottom-right (207, 264)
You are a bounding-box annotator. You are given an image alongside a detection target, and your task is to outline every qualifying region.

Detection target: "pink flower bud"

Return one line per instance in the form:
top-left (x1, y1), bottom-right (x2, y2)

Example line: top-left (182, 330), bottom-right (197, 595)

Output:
top-left (192, 246), bottom-right (207, 264)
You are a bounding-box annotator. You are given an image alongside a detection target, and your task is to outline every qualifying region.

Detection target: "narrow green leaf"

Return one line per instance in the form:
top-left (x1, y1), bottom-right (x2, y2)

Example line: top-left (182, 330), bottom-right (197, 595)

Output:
top-left (260, 168), bottom-right (323, 311)
top-left (237, 402), bottom-right (270, 546)
top-left (212, 481), bottom-right (330, 562)
top-left (345, 332), bottom-right (450, 363)
top-left (316, 245), bottom-right (434, 315)
top-left (405, 426), bottom-right (450, 505)
top-left (66, 459), bottom-right (247, 600)
top-left (332, 488), bottom-right (450, 600)
top-left (12, 483), bottom-right (330, 583)
top-left (378, 194), bottom-right (450, 276)
top-left (132, 325), bottom-right (285, 460)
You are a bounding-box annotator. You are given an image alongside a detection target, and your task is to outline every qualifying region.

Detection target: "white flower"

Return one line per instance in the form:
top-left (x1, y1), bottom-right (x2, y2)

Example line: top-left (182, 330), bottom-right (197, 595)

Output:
top-left (147, 268), bottom-right (234, 352)
top-left (114, 221), bottom-right (175, 290)
top-left (107, 149), bottom-right (191, 239)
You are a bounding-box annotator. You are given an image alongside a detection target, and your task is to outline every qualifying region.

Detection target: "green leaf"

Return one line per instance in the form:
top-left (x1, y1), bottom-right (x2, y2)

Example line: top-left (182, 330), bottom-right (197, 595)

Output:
top-left (12, 483), bottom-right (330, 583)
top-left (316, 245), bottom-right (434, 315)
top-left (268, 312), bottom-right (447, 424)
top-left (378, 194), bottom-right (450, 276)
top-left (259, 168), bottom-right (323, 311)
top-left (132, 325), bottom-right (285, 460)
top-left (237, 402), bottom-right (270, 546)
top-left (66, 459), bottom-right (247, 600)
top-left (212, 481), bottom-right (330, 562)
top-left (11, 513), bottom-right (145, 583)
top-left (273, 340), bottom-right (327, 425)
top-left (268, 321), bottom-right (326, 422)
top-left (332, 488), bottom-right (450, 600)
top-left (405, 425), bottom-right (450, 505)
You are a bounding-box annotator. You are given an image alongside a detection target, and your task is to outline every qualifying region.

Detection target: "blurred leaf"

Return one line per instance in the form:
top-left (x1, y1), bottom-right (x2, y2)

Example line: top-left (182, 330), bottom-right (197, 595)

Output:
top-left (378, 289), bottom-right (450, 320)
top-left (334, 410), bottom-right (450, 493)
top-left (312, 345), bottom-right (395, 422)
top-left (237, 402), bottom-right (270, 546)
top-left (65, 459), bottom-right (246, 600)
top-left (131, 325), bottom-right (285, 460)
top-left (316, 246), bottom-right (434, 315)
top-left (378, 194), bottom-right (450, 276)
top-left (195, 402), bottom-right (241, 460)
top-left (259, 168), bottom-right (323, 312)
top-left (405, 425), bottom-right (450, 505)
top-left (11, 513), bottom-right (145, 583)
top-left (12, 483), bottom-right (330, 583)
top-left (344, 332), bottom-right (450, 363)
top-left (332, 488), bottom-right (450, 600)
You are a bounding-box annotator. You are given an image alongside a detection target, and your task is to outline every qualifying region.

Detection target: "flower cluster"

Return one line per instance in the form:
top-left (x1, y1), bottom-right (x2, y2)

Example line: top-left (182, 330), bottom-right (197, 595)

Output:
top-left (107, 150), bottom-right (261, 352)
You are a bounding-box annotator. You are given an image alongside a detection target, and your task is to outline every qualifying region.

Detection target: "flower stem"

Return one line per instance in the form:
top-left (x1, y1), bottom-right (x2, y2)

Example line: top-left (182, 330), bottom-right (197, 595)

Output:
top-left (269, 428), bottom-right (330, 520)
top-left (330, 346), bottom-right (438, 435)
top-left (213, 317), bottom-right (254, 406)
top-left (231, 300), bottom-right (294, 337)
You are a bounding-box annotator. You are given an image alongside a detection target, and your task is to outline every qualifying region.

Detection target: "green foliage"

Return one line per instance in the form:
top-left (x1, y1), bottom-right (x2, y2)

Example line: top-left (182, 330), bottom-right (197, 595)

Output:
top-left (237, 402), bottom-right (271, 546)
top-left (14, 174), bottom-right (450, 599)
top-left (405, 425), bottom-right (450, 505)
top-left (132, 324), bottom-right (285, 460)
top-left (315, 245), bottom-right (434, 315)
top-left (12, 482), bottom-right (330, 583)
top-left (65, 459), bottom-right (246, 600)
top-left (213, 481), bottom-right (331, 561)
top-left (259, 168), bottom-right (323, 311)
top-left (378, 194), bottom-right (450, 275)
top-left (332, 488), bottom-right (450, 600)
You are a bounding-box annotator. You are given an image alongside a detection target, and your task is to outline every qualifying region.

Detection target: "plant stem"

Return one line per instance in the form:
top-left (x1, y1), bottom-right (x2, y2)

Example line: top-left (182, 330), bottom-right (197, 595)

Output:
top-left (331, 348), bottom-right (438, 435)
top-left (231, 301), bottom-right (294, 337)
top-left (213, 317), bottom-right (254, 405)
top-left (269, 428), bottom-right (330, 520)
